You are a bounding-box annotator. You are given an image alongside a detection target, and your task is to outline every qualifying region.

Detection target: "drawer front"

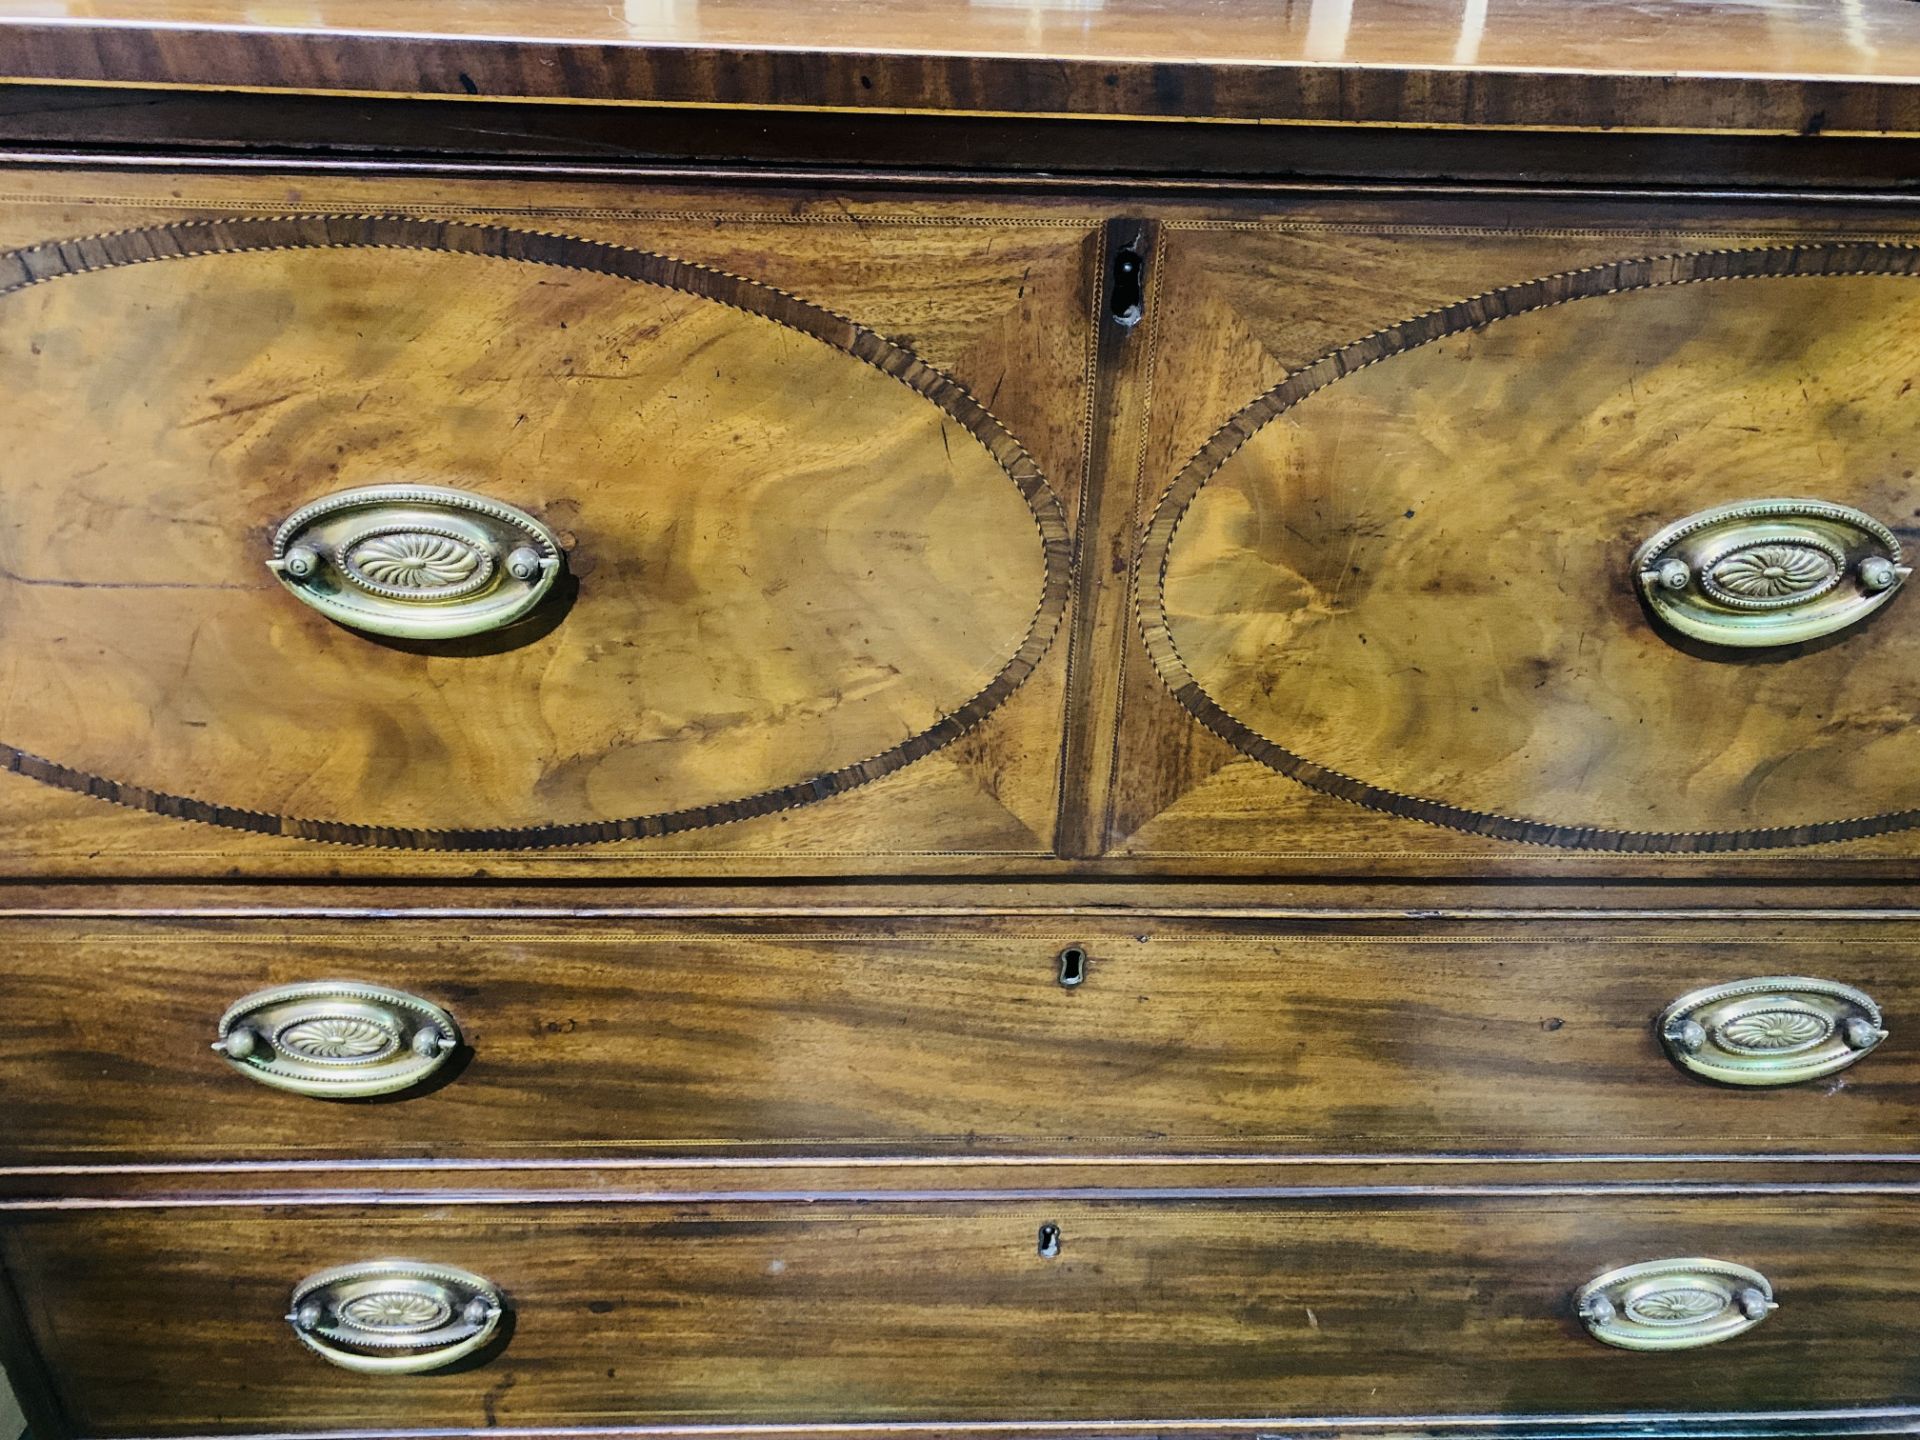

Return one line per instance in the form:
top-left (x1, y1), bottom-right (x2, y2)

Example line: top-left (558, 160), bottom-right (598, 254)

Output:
top-left (6, 1194), bottom-right (1916, 1432)
top-left (5, 914), bottom-right (1918, 1163)
top-left (0, 169), bottom-right (1094, 876)
top-left (1108, 196), bottom-right (1920, 878)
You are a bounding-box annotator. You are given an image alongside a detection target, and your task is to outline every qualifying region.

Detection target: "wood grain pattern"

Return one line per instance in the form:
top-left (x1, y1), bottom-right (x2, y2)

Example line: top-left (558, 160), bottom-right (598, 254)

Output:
top-left (4, 0), bottom-right (1920, 135)
top-left (3, 24), bottom-right (1920, 1440)
top-left (3, 913), bottom-right (1918, 1165)
top-left (0, 171), bottom-right (1094, 862)
top-left (1106, 196), bottom-right (1920, 876)
top-left (1145, 245), bottom-right (1920, 852)
top-left (15, 88), bottom-right (1920, 195)
top-left (24, 878), bottom-right (1920, 918)
top-left (15, 180), bottom-right (1920, 879)
top-left (8, 1193), bottom-right (1920, 1431)
top-left (22, 1159), bottom-right (1920, 1211)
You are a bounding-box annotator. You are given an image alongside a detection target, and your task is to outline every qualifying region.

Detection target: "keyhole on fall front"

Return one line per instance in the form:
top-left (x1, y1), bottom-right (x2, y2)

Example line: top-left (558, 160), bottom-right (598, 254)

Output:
top-left (1110, 245), bottom-right (1145, 327)
top-left (1037, 1222), bottom-right (1062, 1258)
top-left (1057, 946), bottom-right (1087, 987)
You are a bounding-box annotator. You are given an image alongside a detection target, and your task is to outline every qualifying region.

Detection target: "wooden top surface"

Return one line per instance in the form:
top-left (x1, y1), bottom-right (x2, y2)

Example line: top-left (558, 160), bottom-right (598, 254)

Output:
top-left (2, 0), bottom-right (1920, 135)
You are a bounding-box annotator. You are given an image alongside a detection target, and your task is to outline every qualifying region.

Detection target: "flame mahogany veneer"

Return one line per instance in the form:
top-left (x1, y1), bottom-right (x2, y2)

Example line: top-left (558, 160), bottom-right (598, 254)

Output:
top-left (2, 4), bottom-right (1920, 1436)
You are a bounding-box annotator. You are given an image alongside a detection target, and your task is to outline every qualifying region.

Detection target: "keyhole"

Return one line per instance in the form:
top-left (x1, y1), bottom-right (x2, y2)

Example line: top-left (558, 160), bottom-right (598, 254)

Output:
top-left (1057, 946), bottom-right (1087, 988)
top-left (1037, 1222), bottom-right (1062, 1258)
top-left (1110, 245), bottom-right (1145, 327)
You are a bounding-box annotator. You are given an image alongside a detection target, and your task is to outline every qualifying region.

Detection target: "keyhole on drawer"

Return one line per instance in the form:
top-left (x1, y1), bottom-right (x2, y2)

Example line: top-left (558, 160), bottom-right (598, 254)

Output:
top-left (1110, 245), bottom-right (1145, 327)
top-left (1037, 1222), bottom-right (1062, 1258)
top-left (1057, 946), bottom-right (1088, 988)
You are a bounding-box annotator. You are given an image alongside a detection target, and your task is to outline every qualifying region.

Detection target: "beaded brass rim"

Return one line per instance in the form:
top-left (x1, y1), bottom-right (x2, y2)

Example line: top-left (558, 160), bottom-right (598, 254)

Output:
top-left (214, 981), bottom-right (462, 1098)
top-left (1634, 498), bottom-right (1908, 647)
top-left (1660, 975), bottom-right (1886, 1087)
top-left (1576, 1258), bottom-right (1777, 1352)
top-left (269, 484), bottom-right (565, 640)
top-left (288, 1260), bottom-right (504, 1374)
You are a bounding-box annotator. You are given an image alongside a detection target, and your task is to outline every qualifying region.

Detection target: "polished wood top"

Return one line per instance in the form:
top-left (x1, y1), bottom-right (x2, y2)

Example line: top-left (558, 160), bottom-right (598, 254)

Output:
top-left (2, 0), bottom-right (1920, 134)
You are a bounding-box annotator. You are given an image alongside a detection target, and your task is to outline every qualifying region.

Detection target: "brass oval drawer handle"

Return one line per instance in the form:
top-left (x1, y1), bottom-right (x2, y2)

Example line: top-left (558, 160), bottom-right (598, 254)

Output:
top-left (1634, 498), bottom-right (1907, 648)
top-left (288, 1260), bottom-right (504, 1374)
top-left (1660, 975), bottom-right (1885, 1087)
top-left (1577, 1258), bottom-right (1776, 1351)
top-left (213, 981), bottom-right (461, 1098)
top-left (269, 483), bottom-right (564, 639)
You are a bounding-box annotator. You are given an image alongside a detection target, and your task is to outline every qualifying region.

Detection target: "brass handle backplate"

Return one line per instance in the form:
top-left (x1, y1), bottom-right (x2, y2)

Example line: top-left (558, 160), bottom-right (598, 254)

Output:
top-left (1577, 1258), bottom-right (1777, 1351)
top-left (269, 484), bottom-right (564, 639)
top-left (289, 1260), bottom-right (504, 1374)
top-left (1634, 498), bottom-right (1907, 647)
top-left (213, 981), bottom-right (461, 1098)
top-left (1660, 975), bottom-right (1885, 1087)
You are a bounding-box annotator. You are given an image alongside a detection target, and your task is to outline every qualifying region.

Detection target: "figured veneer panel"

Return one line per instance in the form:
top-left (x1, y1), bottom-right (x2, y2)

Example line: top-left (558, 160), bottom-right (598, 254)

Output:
top-left (5, 914), bottom-right (1920, 1163)
top-left (0, 170), bottom-right (1102, 873)
top-left (0, 215), bottom-right (1063, 846)
top-left (1110, 201), bottom-right (1920, 874)
top-left (1148, 252), bottom-right (1920, 851)
top-left (6, 1194), bottom-right (1920, 1432)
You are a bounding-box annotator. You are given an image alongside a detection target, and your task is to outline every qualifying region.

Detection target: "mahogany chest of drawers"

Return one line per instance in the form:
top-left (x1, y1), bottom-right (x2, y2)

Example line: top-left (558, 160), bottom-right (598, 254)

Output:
top-left (4, 4), bottom-right (1920, 1437)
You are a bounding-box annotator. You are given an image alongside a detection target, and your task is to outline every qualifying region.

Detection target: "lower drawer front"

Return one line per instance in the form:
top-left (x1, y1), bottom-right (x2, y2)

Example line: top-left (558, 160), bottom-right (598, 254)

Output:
top-left (6, 1194), bottom-right (1916, 1432)
top-left (3, 915), bottom-right (1919, 1162)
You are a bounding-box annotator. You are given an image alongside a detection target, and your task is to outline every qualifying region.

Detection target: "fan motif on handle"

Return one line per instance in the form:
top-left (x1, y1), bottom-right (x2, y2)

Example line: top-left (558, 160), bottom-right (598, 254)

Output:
top-left (1717, 1008), bottom-right (1832, 1053)
top-left (339, 1291), bottom-right (455, 1334)
top-left (344, 530), bottom-right (490, 596)
top-left (275, 1014), bottom-right (402, 1063)
top-left (1708, 542), bottom-right (1839, 602)
top-left (1625, 1287), bottom-right (1730, 1325)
